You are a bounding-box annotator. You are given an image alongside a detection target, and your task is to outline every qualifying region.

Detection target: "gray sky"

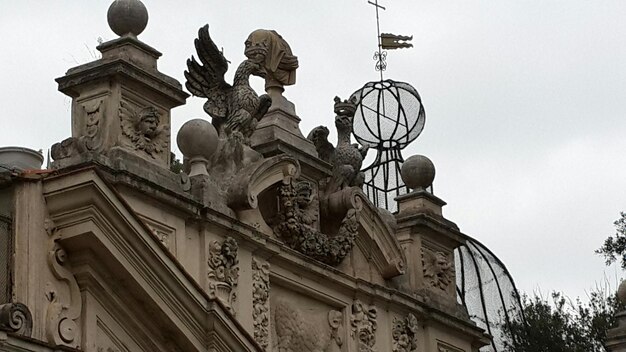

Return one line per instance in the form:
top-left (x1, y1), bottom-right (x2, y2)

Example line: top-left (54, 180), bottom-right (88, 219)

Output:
top-left (1, 0), bottom-right (625, 300)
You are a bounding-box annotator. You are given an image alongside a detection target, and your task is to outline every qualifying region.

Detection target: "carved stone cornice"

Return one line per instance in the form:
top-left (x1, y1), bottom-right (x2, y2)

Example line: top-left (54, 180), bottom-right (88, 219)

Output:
top-left (42, 169), bottom-right (263, 352)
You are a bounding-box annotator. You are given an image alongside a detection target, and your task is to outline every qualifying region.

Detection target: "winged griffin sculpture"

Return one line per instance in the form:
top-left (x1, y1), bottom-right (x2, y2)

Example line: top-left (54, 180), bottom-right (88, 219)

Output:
top-left (184, 25), bottom-right (271, 142)
top-left (184, 25), bottom-right (298, 143)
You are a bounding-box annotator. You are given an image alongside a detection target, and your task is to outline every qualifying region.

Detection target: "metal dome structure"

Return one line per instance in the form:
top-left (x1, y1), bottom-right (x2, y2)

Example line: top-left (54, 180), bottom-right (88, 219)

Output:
top-left (456, 233), bottom-right (527, 352)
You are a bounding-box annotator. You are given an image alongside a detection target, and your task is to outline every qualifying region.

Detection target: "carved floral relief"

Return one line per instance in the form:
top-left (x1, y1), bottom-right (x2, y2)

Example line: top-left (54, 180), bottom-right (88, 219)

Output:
top-left (351, 300), bottom-right (377, 352)
top-left (207, 236), bottom-right (239, 313)
top-left (422, 248), bottom-right (454, 292)
top-left (252, 257), bottom-right (270, 350)
top-left (392, 313), bottom-right (418, 352)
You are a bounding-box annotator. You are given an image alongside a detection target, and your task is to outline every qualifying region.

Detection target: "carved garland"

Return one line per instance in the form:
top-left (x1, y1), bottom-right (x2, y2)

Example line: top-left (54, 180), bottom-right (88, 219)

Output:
top-left (351, 300), bottom-right (377, 352)
top-left (273, 178), bottom-right (359, 266)
top-left (252, 258), bottom-right (270, 350)
top-left (207, 236), bottom-right (239, 313)
top-left (44, 219), bottom-right (82, 348)
top-left (392, 313), bottom-right (419, 352)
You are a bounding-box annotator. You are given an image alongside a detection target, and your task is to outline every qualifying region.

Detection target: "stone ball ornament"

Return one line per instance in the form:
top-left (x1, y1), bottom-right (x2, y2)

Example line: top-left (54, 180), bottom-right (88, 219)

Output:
top-left (107, 0), bottom-right (149, 37)
top-left (177, 119), bottom-right (218, 176)
top-left (401, 155), bottom-right (435, 190)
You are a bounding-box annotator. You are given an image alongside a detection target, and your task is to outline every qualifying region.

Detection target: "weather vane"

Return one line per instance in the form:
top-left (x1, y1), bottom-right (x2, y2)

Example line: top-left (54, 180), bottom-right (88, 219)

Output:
top-left (368, 0), bottom-right (413, 81)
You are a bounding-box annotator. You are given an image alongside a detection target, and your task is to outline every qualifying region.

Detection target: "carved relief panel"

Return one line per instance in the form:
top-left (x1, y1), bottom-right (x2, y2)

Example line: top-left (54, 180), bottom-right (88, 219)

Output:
top-left (422, 247), bottom-right (454, 294)
top-left (207, 236), bottom-right (239, 313)
top-left (351, 300), bottom-right (377, 352)
top-left (118, 96), bottom-right (170, 162)
top-left (392, 313), bottom-right (418, 352)
top-left (252, 257), bottom-right (270, 350)
top-left (271, 287), bottom-right (345, 352)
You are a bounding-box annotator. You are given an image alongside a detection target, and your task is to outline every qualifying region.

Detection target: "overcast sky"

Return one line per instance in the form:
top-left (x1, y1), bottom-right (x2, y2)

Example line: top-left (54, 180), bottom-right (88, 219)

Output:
top-left (1, 0), bottom-right (625, 301)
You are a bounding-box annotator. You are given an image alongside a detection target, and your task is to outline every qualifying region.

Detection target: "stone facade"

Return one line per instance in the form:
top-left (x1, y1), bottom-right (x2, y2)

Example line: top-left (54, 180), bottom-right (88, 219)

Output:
top-left (0, 1), bottom-right (491, 352)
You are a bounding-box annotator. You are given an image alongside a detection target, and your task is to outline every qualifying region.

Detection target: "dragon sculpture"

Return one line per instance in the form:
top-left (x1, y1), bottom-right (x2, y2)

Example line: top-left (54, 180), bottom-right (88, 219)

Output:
top-left (184, 24), bottom-right (272, 142)
top-left (308, 97), bottom-right (369, 194)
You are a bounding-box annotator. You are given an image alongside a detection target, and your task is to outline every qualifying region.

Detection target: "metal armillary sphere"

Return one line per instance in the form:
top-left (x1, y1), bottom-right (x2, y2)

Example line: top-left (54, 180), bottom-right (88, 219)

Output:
top-left (350, 79), bottom-right (425, 211)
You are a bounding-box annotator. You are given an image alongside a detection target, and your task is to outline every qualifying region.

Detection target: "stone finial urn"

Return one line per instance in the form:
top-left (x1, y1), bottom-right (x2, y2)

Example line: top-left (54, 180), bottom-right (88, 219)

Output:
top-left (0, 147), bottom-right (44, 171)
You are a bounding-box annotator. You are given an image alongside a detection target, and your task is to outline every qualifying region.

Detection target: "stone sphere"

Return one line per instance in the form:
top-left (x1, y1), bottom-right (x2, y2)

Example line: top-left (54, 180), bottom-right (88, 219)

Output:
top-left (177, 119), bottom-right (218, 161)
top-left (618, 280), bottom-right (626, 305)
top-left (401, 155), bottom-right (436, 190)
top-left (107, 0), bottom-right (149, 37)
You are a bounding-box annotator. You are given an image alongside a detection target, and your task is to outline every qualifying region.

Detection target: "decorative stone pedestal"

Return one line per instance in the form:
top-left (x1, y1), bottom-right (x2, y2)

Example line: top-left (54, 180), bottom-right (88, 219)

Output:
top-left (52, 24), bottom-right (188, 169)
top-left (250, 91), bottom-right (331, 181)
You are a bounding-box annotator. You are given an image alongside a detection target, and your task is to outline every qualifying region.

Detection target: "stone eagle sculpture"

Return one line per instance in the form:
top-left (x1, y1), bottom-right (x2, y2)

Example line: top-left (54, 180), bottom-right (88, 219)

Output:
top-left (184, 24), bottom-right (272, 142)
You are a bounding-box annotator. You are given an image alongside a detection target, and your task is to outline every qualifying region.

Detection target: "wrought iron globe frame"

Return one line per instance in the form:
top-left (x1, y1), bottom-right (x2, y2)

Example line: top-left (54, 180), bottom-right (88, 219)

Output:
top-left (351, 79), bottom-right (426, 211)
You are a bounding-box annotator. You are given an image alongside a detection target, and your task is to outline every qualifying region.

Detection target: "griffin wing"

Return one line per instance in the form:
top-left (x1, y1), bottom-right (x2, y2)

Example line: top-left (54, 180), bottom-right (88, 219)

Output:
top-left (184, 24), bottom-right (232, 120)
top-left (119, 100), bottom-right (139, 142)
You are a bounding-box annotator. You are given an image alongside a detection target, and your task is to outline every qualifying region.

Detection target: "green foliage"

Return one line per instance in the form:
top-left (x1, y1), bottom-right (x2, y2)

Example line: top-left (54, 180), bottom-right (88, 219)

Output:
top-left (597, 212), bottom-right (626, 269)
top-left (502, 288), bottom-right (624, 352)
top-left (170, 152), bottom-right (183, 174)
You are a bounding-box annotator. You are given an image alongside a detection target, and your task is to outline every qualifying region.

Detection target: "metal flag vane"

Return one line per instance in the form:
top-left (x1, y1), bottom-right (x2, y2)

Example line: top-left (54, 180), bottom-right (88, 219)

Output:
top-left (367, 0), bottom-right (413, 81)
